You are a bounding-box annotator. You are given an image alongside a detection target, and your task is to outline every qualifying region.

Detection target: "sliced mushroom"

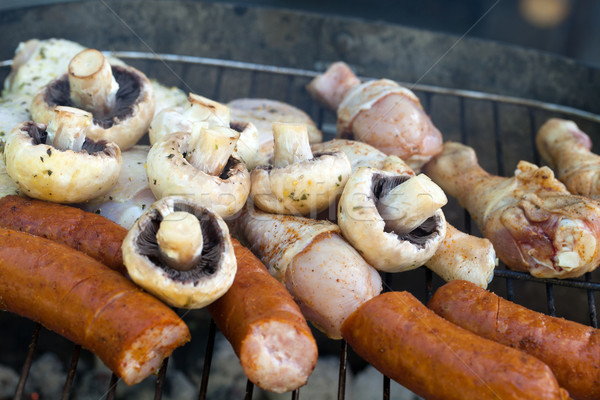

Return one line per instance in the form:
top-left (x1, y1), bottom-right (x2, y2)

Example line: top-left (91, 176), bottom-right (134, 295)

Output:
top-left (337, 162), bottom-right (447, 272)
top-left (234, 206), bottom-right (382, 339)
top-left (4, 106), bottom-right (121, 203)
top-left (31, 49), bottom-right (155, 151)
top-left (250, 123), bottom-right (352, 216)
top-left (146, 124), bottom-right (250, 218)
top-left (122, 196), bottom-right (236, 308)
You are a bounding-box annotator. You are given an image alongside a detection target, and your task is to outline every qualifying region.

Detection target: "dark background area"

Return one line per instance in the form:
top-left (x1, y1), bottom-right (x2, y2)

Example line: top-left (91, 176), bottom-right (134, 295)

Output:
top-left (2, 0), bottom-right (599, 67)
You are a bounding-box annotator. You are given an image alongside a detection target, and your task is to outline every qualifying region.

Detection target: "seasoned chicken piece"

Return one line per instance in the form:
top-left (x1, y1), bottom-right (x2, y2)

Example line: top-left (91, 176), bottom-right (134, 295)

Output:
top-left (228, 98), bottom-right (322, 166)
top-left (233, 207), bottom-right (382, 339)
top-left (537, 118), bottom-right (600, 200)
top-left (307, 62), bottom-right (443, 171)
top-left (425, 142), bottom-right (600, 278)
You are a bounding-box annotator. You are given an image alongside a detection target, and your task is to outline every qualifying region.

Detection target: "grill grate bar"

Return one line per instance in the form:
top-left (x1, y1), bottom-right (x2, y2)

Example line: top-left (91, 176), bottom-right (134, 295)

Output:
top-left (587, 273), bottom-right (599, 328)
top-left (155, 357), bottom-right (169, 400)
top-left (337, 340), bottom-right (348, 400)
top-left (60, 344), bottom-right (81, 400)
top-left (13, 324), bottom-right (41, 400)
top-left (106, 373), bottom-right (119, 400)
top-left (244, 379), bottom-right (254, 400)
top-left (546, 284), bottom-right (557, 316)
top-left (198, 319), bottom-right (217, 400)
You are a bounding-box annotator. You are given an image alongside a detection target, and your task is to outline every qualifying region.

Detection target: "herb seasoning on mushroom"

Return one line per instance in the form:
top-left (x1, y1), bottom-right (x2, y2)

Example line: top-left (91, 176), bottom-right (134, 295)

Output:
top-left (122, 196), bottom-right (236, 308)
top-left (250, 122), bottom-right (352, 216)
top-left (4, 106), bottom-right (121, 203)
top-left (30, 48), bottom-right (155, 150)
top-left (146, 122), bottom-right (251, 218)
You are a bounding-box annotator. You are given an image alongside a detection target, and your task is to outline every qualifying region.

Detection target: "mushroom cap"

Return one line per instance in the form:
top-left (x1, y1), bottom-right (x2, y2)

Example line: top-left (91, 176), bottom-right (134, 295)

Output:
top-left (250, 150), bottom-right (352, 216)
top-left (122, 196), bottom-right (236, 308)
top-left (337, 167), bottom-right (446, 272)
top-left (146, 131), bottom-right (250, 218)
top-left (4, 121), bottom-right (121, 203)
top-left (30, 64), bottom-right (155, 151)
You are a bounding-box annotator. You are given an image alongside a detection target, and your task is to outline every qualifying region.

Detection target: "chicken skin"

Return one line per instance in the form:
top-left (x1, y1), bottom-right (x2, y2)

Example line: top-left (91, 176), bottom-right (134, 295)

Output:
top-left (307, 62), bottom-right (442, 171)
top-left (425, 142), bottom-right (600, 278)
top-left (537, 118), bottom-right (600, 200)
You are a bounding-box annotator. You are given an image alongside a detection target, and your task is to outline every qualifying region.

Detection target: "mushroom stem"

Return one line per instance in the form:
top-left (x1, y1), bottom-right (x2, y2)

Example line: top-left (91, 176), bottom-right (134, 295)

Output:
top-left (68, 49), bottom-right (119, 117)
top-left (156, 211), bottom-right (204, 271)
top-left (377, 174), bottom-right (447, 235)
top-left (186, 93), bottom-right (231, 127)
top-left (45, 106), bottom-right (92, 152)
top-left (187, 124), bottom-right (240, 176)
top-left (272, 123), bottom-right (313, 168)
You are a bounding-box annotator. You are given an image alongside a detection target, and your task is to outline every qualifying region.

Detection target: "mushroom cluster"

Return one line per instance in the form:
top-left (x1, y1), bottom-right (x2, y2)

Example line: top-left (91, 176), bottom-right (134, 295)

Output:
top-left (122, 196), bottom-right (236, 309)
top-left (146, 94), bottom-right (252, 218)
top-left (150, 93), bottom-right (261, 170)
top-left (31, 49), bottom-right (155, 151)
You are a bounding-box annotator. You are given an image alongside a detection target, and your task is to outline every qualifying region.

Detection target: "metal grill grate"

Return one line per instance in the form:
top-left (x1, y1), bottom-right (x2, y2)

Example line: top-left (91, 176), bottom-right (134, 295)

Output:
top-left (2, 52), bottom-right (600, 400)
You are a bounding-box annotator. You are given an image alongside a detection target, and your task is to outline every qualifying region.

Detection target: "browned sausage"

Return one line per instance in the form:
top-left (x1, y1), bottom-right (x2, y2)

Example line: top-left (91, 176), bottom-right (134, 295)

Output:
top-left (341, 291), bottom-right (570, 400)
top-left (0, 195), bottom-right (127, 273)
top-left (428, 279), bottom-right (599, 400)
top-left (0, 227), bottom-right (190, 385)
top-left (207, 238), bottom-right (318, 393)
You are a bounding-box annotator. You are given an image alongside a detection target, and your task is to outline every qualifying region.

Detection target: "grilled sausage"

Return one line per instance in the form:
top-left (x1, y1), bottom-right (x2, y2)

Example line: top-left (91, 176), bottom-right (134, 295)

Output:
top-left (341, 291), bottom-right (570, 400)
top-left (0, 195), bottom-right (127, 273)
top-left (0, 227), bottom-right (190, 385)
top-left (207, 238), bottom-right (318, 393)
top-left (428, 279), bottom-right (600, 400)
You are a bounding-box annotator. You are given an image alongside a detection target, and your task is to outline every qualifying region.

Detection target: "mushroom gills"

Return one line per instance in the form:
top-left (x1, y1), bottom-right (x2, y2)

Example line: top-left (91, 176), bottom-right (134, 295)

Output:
top-left (372, 173), bottom-right (447, 243)
top-left (25, 121), bottom-right (113, 155)
top-left (135, 205), bottom-right (223, 283)
top-left (43, 66), bottom-right (142, 129)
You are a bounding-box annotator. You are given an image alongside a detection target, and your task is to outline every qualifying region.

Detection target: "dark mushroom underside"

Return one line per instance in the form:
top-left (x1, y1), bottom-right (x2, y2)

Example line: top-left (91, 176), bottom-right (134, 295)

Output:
top-left (23, 121), bottom-right (115, 156)
top-left (136, 205), bottom-right (224, 284)
top-left (43, 66), bottom-right (142, 128)
top-left (372, 173), bottom-right (442, 247)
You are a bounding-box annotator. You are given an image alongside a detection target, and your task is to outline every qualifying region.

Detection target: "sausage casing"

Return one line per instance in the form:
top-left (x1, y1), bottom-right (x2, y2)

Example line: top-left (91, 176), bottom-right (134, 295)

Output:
top-left (207, 239), bottom-right (318, 393)
top-left (428, 279), bottom-right (599, 400)
top-left (0, 227), bottom-right (190, 385)
top-left (341, 291), bottom-right (570, 400)
top-left (0, 195), bottom-right (127, 273)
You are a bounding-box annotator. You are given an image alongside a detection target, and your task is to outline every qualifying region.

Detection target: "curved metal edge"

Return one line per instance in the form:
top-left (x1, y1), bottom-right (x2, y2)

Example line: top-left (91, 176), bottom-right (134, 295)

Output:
top-left (3, 51), bottom-right (598, 123)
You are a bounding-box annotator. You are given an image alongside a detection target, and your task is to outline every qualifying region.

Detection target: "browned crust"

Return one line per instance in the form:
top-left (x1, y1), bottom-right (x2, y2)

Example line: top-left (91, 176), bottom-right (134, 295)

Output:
top-left (207, 238), bottom-right (318, 393)
top-left (0, 195), bottom-right (127, 273)
top-left (428, 280), bottom-right (600, 400)
top-left (0, 227), bottom-right (190, 385)
top-left (341, 291), bottom-right (570, 400)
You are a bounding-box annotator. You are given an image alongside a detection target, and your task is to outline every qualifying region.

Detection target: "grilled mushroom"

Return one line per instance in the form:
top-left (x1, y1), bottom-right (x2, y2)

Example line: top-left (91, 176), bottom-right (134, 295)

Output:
top-left (4, 106), bottom-right (121, 203)
top-left (146, 123), bottom-right (250, 218)
top-left (150, 93), bottom-right (260, 169)
top-left (250, 123), bottom-right (352, 216)
top-left (337, 158), bottom-right (447, 272)
top-left (122, 196), bottom-right (236, 308)
top-left (31, 49), bottom-right (155, 150)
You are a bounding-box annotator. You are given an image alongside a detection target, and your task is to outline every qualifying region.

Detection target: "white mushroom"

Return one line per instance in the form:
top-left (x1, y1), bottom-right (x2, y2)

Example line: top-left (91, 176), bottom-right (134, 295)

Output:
top-left (234, 207), bottom-right (382, 339)
top-left (4, 106), bottom-right (121, 203)
top-left (250, 123), bottom-right (352, 216)
top-left (122, 196), bottom-right (236, 309)
top-left (337, 163), bottom-right (447, 272)
top-left (146, 125), bottom-right (250, 218)
top-left (30, 49), bottom-right (155, 150)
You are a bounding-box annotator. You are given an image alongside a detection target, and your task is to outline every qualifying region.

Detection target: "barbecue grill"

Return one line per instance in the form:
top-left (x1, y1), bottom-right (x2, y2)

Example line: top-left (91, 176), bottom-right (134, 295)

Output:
top-left (1, 1), bottom-right (600, 399)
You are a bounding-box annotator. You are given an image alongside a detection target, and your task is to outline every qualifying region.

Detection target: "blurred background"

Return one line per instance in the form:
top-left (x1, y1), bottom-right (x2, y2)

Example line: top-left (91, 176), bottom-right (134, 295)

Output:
top-left (1, 0), bottom-right (599, 67)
